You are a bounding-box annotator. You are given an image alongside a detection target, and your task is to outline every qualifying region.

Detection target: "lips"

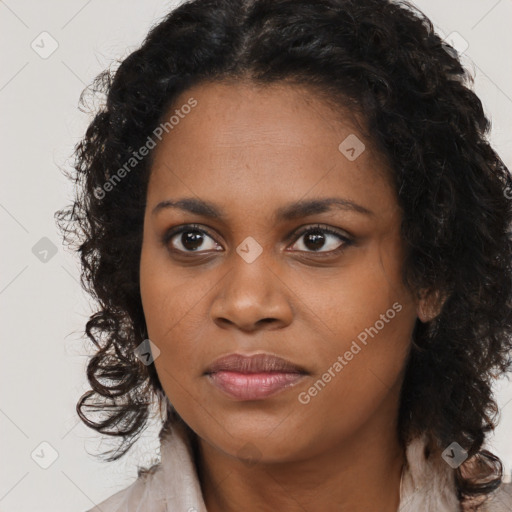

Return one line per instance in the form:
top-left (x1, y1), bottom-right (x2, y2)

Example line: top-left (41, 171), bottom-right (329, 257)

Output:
top-left (205, 353), bottom-right (306, 374)
top-left (205, 353), bottom-right (308, 401)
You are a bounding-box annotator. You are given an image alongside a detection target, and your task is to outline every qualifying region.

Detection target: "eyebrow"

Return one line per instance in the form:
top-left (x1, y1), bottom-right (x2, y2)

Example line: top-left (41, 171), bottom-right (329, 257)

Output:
top-left (152, 197), bottom-right (374, 220)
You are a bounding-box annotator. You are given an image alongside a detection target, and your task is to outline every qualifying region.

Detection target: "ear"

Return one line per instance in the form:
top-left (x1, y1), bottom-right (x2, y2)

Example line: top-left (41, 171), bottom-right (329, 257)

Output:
top-left (416, 288), bottom-right (447, 323)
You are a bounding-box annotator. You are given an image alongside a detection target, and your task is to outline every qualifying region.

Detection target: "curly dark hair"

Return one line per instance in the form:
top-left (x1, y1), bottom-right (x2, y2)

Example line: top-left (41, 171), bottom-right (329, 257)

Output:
top-left (55, 0), bottom-right (512, 507)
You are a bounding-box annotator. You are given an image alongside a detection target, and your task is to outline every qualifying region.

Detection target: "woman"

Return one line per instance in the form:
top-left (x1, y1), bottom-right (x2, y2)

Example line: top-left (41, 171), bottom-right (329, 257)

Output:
top-left (56, 0), bottom-right (512, 510)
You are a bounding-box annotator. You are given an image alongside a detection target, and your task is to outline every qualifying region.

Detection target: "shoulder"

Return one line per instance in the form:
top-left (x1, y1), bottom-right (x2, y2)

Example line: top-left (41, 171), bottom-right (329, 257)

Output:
top-left (84, 478), bottom-right (144, 512)
top-left (84, 467), bottom-right (164, 512)
top-left (82, 421), bottom-right (206, 512)
top-left (479, 481), bottom-right (512, 512)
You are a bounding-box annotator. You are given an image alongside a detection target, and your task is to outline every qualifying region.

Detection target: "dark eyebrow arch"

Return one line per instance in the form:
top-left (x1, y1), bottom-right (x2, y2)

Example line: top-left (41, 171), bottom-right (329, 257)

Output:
top-left (151, 197), bottom-right (374, 220)
top-left (274, 197), bottom-right (374, 220)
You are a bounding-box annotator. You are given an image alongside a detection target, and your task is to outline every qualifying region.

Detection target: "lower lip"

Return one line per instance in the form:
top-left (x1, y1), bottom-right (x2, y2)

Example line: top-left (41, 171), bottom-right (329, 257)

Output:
top-left (207, 371), bottom-right (306, 400)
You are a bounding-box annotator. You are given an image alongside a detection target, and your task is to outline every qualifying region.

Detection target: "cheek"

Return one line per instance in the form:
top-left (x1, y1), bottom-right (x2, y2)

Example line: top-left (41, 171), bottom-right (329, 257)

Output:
top-left (140, 277), bottom-right (206, 363)
top-left (140, 239), bottom-right (200, 336)
top-left (296, 294), bottom-right (414, 445)
top-left (140, 268), bottom-right (205, 413)
top-left (301, 237), bottom-right (413, 349)
top-left (299, 237), bottom-right (416, 404)
top-left (139, 248), bottom-right (214, 384)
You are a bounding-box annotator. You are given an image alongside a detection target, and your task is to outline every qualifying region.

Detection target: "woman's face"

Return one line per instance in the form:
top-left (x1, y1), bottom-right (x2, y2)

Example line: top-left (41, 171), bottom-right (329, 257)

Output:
top-left (140, 80), bottom-right (422, 463)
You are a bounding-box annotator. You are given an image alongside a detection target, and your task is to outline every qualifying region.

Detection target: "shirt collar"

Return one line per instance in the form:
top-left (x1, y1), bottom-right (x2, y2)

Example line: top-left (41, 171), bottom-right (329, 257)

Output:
top-left (90, 419), bottom-right (461, 511)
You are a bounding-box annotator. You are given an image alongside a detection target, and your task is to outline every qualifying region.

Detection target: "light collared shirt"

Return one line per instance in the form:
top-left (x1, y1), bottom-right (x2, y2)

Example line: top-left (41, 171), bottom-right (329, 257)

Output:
top-left (86, 419), bottom-right (512, 512)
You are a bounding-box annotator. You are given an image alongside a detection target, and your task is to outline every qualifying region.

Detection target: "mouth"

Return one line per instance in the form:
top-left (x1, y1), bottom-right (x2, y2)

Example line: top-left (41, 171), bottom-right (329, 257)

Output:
top-left (204, 353), bottom-right (308, 401)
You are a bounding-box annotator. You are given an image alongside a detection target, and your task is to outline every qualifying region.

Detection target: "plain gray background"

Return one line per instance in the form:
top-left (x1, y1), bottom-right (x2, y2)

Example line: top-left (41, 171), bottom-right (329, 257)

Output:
top-left (1, 1), bottom-right (511, 511)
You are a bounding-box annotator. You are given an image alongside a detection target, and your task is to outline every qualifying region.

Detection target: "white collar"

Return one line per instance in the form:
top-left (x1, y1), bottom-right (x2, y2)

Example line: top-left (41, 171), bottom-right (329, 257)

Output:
top-left (89, 420), bottom-right (464, 512)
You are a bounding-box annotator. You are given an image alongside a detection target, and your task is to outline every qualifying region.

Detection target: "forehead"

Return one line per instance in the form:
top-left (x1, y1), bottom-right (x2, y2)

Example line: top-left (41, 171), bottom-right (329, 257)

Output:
top-left (147, 80), bottom-right (395, 214)
top-left (157, 79), bottom-right (364, 149)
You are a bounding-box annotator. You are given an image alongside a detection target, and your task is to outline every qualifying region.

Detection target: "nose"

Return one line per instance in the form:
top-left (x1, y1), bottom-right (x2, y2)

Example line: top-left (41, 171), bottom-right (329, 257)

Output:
top-left (209, 252), bottom-right (294, 332)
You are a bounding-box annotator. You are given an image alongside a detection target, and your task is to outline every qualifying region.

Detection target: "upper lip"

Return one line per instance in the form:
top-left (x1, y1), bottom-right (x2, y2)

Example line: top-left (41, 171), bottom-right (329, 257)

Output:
top-left (205, 353), bottom-right (307, 374)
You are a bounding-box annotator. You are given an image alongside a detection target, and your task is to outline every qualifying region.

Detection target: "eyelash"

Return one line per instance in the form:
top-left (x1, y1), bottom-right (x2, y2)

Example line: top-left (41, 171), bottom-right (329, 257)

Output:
top-left (162, 223), bottom-right (353, 258)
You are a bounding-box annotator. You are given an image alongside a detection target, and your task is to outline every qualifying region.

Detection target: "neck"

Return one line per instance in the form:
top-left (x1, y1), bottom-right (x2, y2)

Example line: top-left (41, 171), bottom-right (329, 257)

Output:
top-left (195, 422), bottom-right (406, 512)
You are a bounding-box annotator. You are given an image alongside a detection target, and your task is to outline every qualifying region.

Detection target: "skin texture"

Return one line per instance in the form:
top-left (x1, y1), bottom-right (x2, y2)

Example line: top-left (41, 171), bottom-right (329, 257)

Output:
top-left (139, 80), bottom-right (434, 512)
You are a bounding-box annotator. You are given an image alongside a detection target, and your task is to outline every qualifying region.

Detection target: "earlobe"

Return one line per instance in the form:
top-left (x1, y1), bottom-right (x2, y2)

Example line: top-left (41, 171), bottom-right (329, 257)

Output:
top-left (416, 288), bottom-right (446, 323)
top-left (416, 300), bottom-right (436, 323)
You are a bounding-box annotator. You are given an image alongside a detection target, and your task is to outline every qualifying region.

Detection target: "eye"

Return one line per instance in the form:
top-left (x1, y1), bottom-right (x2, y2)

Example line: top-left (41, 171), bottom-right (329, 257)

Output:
top-left (288, 224), bottom-right (352, 255)
top-left (163, 224), bottom-right (222, 254)
top-left (162, 223), bottom-right (352, 257)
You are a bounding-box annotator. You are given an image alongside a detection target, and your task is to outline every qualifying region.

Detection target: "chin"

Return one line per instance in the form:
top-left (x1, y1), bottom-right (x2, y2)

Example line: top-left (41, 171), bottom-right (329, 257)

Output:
top-left (194, 416), bottom-right (310, 464)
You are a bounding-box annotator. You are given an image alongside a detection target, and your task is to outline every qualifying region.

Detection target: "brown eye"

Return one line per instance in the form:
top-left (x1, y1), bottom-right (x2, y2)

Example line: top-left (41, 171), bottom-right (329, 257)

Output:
top-left (177, 230), bottom-right (207, 251)
top-left (289, 225), bottom-right (352, 254)
top-left (163, 225), bottom-right (222, 253)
